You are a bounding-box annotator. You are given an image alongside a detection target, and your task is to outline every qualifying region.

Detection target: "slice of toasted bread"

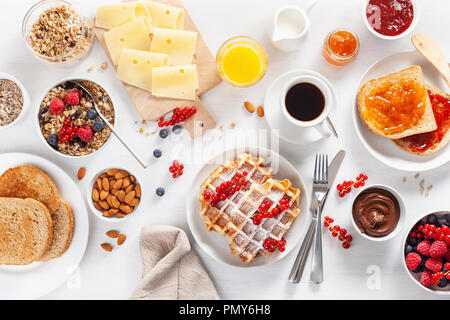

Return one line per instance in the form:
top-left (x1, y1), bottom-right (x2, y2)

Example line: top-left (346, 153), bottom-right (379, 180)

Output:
top-left (393, 85), bottom-right (450, 155)
top-left (39, 200), bottom-right (74, 262)
top-left (358, 66), bottom-right (437, 139)
top-left (0, 165), bottom-right (59, 213)
top-left (0, 197), bottom-right (53, 265)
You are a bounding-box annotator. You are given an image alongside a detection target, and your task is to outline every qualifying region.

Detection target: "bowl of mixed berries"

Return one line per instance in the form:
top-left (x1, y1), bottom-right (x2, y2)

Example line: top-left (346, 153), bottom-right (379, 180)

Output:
top-left (403, 211), bottom-right (450, 294)
top-left (37, 78), bottom-right (115, 157)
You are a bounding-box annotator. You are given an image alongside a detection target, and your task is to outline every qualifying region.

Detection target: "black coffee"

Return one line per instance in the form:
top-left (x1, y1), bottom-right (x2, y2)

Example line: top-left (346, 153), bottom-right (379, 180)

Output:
top-left (285, 82), bottom-right (325, 122)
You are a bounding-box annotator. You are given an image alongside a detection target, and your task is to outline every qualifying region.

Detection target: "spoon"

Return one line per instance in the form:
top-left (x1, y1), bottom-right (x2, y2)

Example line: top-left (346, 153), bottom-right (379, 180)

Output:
top-left (68, 80), bottom-right (148, 169)
top-left (412, 33), bottom-right (450, 88)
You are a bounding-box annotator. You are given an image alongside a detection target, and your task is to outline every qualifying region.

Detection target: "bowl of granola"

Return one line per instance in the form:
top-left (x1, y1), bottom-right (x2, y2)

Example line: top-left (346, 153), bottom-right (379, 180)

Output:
top-left (37, 78), bottom-right (115, 157)
top-left (0, 73), bottom-right (30, 129)
top-left (22, 0), bottom-right (94, 66)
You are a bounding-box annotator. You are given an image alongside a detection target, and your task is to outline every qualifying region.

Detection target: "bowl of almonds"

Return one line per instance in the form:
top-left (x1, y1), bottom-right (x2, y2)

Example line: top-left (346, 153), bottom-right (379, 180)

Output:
top-left (88, 168), bottom-right (142, 222)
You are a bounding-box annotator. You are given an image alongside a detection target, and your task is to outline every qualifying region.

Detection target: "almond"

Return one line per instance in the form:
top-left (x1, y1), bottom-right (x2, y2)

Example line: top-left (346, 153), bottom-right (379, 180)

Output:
top-left (111, 195), bottom-right (121, 209)
top-left (99, 200), bottom-right (110, 210)
top-left (102, 177), bottom-right (110, 191)
top-left (106, 230), bottom-right (120, 238)
top-left (113, 179), bottom-right (123, 190)
top-left (257, 105), bottom-right (264, 117)
top-left (99, 173), bottom-right (108, 179)
top-left (244, 101), bottom-right (255, 113)
top-left (100, 190), bottom-right (109, 200)
top-left (129, 198), bottom-right (140, 207)
top-left (117, 234), bottom-right (126, 246)
top-left (115, 170), bottom-right (129, 179)
top-left (116, 212), bottom-right (126, 218)
top-left (103, 210), bottom-right (114, 217)
top-left (96, 178), bottom-right (103, 190)
top-left (106, 194), bottom-right (113, 207)
top-left (101, 243), bottom-right (113, 252)
top-left (94, 201), bottom-right (103, 211)
top-left (77, 167), bottom-right (86, 180)
top-left (130, 175), bottom-right (136, 183)
top-left (92, 188), bottom-right (99, 202)
top-left (125, 184), bottom-right (134, 194)
top-left (125, 191), bottom-right (136, 205)
top-left (122, 177), bottom-right (131, 189)
top-left (119, 204), bottom-right (133, 214)
top-left (109, 208), bottom-right (119, 214)
top-left (107, 168), bottom-right (119, 176)
top-left (117, 190), bottom-right (126, 202)
top-left (135, 184), bottom-right (141, 198)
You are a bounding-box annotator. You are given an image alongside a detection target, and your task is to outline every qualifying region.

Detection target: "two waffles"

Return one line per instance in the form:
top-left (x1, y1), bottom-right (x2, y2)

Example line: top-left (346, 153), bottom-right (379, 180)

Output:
top-left (199, 153), bottom-right (301, 263)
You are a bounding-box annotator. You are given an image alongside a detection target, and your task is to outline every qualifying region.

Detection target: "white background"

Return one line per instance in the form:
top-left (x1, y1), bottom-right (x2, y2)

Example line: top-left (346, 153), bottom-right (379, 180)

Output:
top-left (1, 0), bottom-right (449, 299)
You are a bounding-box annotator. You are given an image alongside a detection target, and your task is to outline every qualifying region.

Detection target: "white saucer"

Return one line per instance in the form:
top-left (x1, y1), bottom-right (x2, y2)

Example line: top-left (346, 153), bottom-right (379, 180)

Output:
top-left (186, 146), bottom-right (310, 268)
top-left (353, 50), bottom-right (450, 172)
top-left (264, 69), bottom-right (338, 145)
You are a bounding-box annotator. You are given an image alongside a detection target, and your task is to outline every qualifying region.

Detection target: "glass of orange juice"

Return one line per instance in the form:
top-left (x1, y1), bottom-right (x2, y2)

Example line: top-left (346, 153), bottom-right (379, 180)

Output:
top-left (216, 36), bottom-right (268, 87)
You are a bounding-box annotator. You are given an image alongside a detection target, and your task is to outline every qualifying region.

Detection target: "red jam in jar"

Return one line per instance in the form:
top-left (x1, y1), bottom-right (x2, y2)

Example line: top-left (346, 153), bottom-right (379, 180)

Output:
top-left (366, 0), bottom-right (414, 36)
top-left (397, 91), bottom-right (450, 152)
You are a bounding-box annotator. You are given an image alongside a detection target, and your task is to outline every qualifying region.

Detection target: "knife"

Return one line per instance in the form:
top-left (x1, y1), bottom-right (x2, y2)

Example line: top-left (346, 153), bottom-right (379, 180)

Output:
top-left (288, 150), bottom-right (346, 283)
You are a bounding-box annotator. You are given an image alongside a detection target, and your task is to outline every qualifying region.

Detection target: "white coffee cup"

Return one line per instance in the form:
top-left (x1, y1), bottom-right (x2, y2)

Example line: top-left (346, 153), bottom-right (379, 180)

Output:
top-left (280, 75), bottom-right (332, 135)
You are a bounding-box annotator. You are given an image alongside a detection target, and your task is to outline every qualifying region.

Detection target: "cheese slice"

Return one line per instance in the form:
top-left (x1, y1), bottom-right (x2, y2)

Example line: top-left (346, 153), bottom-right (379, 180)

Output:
top-left (104, 17), bottom-right (152, 65)
top-left (152, 65), bottom-right (199, 100)
top-left (95, 1), bottom-right (151, 30)
top-left (151, 28), bottom-right (197, 65)
top-left (143, 1), bottom-right (185, 29)
top-left (117, 48), bottom-right (169, 91)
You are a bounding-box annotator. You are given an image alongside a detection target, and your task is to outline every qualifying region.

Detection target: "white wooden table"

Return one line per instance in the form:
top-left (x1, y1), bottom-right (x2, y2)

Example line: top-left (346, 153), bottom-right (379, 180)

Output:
top-left (1, 0), bottom-right (449, 300)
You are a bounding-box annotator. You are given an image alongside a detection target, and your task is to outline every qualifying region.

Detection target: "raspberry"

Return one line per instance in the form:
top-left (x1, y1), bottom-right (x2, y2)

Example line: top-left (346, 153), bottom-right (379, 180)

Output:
top-left (444, 249), bottom-right (450, 261)
top-left (50, 98), bottom-right (65, 114)
top-left (77, 126), bottom-right (93, 142)
top-left (421, 271), bottom-right (436, 287)
top-left (425, 257), bottom-right (443, 273)
top-left (429, 240), bottom-right (448, 258)
top-left (405, 252), bottom-right (422, 271)
top-left (64, 90), bottom-right (80, 105)
top-left (417, 240), bottom-right (431, 256)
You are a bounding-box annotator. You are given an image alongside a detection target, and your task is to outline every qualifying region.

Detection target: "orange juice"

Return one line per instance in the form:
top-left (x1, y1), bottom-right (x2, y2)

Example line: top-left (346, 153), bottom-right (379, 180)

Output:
top-left (217, 36), bottom-right (268, 87)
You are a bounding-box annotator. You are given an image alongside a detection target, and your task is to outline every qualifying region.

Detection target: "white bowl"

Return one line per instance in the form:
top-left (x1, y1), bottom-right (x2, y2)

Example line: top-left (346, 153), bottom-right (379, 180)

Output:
top-left (351, 184), bottom-right (406, 242)
top-left (362, 0), bottom-right (420, 40)
top-left (402, 211), bottom-right (450, 295)
top-left (0, 73), bottom-right (30, 129)
top-left (36, 77), bottom-right (116, 159)
top-left (86, 167), bottom-right (142, 223)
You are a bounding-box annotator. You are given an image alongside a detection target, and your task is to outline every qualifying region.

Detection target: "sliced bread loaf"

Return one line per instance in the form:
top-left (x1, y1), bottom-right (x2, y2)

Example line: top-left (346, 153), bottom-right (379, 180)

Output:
top-left (39, 200), bottom-right (74, 262)
top-left (393, 85), bottom-right (450, 155)
top-left (0, 165), bottom-right (60, 213)
top-left (358, 66), bottom-right (437, 139)
top-left (0, 197), bottom-right (53, 265)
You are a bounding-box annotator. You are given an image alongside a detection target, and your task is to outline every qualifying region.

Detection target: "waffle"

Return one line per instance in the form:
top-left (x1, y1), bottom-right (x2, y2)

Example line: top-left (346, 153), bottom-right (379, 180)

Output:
top-left (199, 153), bottom-right (301, 264)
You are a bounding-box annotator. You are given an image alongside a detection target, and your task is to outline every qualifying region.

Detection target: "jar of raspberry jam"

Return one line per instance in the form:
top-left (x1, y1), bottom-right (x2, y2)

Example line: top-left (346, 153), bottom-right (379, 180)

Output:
top-left (323, 29), bottom-right (360, 66)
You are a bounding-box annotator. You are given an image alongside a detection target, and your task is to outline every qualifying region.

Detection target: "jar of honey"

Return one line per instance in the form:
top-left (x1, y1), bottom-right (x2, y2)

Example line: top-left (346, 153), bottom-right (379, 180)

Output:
top-left (323, 29), bottom-right (359, 66)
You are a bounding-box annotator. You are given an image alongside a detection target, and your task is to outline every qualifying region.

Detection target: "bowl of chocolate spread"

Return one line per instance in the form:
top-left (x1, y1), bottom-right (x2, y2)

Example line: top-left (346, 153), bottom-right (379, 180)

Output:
top-left (352, 185), bottom-right (405, 241)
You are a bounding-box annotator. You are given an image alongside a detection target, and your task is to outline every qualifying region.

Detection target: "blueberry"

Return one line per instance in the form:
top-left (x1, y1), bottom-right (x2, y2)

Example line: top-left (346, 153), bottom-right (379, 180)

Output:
top-left (412, 267), bottom-right (422, 273)
top-left (159, 129), bottom-right (169, 139)
top-left (438, 217), bottom-right (447, 227)
top-left (87, 109), bottom-right (98, 120)
top-left (48, 134), bottom-right (58, 148)
top-left (445, 214), bottom-right (450, 224)
top-left (172, 125), bottom-right (182, 134)
top-left (405, 245), bottom-right (413, 255)
top-left (408, 237), bottom-right (418, 246)
top-left (93, 120), bottom-right (105, 132)
top-left (438, 277), bottom-right (448, 288)
top-left (153, 149), bottom-right (162, 158)
top-left (156, 187), bottom-right (165, 197)
top-left (427, 214), bottom-right (438, 225)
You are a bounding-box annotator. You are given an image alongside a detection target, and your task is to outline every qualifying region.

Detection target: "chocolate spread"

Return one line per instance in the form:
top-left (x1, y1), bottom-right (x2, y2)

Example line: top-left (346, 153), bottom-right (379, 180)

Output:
top-left (352, 188), bottom-right (400, 238)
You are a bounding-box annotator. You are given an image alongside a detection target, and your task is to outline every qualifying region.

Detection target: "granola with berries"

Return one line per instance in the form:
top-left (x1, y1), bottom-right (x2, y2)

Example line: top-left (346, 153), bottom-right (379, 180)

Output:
top-left (38, 80), bottom-right (115, 156)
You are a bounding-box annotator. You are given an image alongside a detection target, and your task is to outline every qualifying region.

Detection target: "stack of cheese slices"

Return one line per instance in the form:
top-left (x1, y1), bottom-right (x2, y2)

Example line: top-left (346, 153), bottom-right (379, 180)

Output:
top-left (0, 165), bottom-right (74, 265)
top-left (95, 1), bottom-right (199, 101)
top-left (358, 66), bottom-right (450, 155)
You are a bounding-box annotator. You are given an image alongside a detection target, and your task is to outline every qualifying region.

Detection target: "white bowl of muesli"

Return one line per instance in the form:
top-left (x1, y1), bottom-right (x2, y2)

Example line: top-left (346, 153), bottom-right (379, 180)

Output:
top-left (36, 78), bottom-right (116, 158)
top-left (0, 73), bottom-right (30, 130)
top-left (22, 0), bottom-right (94, 66)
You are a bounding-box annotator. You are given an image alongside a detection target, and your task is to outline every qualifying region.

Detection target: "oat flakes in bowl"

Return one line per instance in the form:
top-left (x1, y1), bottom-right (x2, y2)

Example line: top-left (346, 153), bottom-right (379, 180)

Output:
top-left (22, 0), bottom-right (94, 66)
top-left (38, 79), bottom-right (115, 157)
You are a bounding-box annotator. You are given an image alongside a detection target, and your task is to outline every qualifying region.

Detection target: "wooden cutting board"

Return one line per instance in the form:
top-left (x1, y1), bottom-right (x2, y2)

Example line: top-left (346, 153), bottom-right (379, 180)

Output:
top-left (94, 0), bottom-right (222, 137)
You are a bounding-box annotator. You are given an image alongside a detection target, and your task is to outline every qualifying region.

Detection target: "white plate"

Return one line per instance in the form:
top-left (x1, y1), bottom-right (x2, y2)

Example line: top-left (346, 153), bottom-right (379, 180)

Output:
top-left (0, 153), bottom-right (89, 299)
top-left (264, 69), bottom-right (338, 145)
top-left (186, 146), bottom-right (310, 268)
top-left (353, 50), bottom-right (450, 172)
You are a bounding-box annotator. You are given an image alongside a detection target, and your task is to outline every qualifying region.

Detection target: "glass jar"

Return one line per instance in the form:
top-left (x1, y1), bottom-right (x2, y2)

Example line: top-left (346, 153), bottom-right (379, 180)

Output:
top-left (323, 29), bottom-right (360, 66)
top-left (22, 0), bottom-right (94, 67)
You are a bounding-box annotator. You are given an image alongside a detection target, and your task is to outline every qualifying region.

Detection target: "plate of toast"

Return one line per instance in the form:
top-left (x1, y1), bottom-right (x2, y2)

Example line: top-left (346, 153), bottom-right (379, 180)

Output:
top-left (186, 147), bottom-right (309, 267)
top-left (353, 50), bottom-right (450, 171)
top-left (0, 153), bottom-right (89, 299)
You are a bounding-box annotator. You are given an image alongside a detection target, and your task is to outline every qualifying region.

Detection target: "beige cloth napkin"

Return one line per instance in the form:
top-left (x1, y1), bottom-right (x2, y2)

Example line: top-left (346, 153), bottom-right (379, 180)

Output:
top-left (131, 225), bottom-right (219, 300)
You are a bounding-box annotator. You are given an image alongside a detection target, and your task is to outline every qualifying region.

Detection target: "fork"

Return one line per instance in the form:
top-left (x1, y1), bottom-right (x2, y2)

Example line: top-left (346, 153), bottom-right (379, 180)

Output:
top-left (310, 154), bottom-right (328, 284)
